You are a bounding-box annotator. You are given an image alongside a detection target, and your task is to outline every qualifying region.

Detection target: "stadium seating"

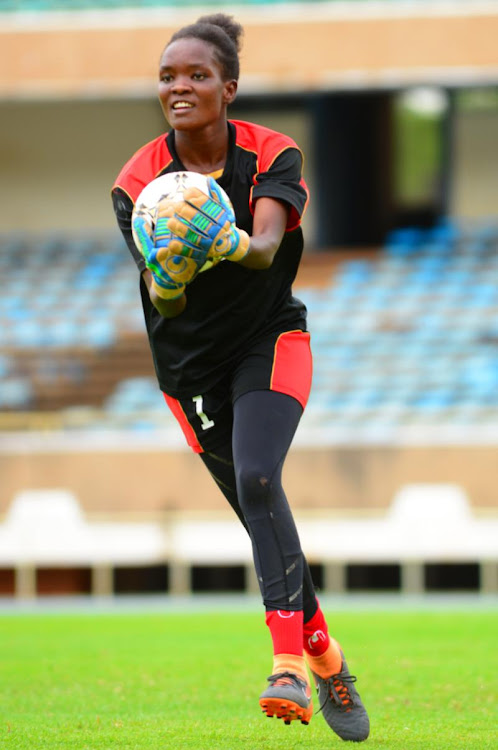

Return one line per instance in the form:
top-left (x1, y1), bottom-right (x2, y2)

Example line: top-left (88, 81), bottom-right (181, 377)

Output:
top-left (1, 220), bottom-right (497, 598)
top-left (0, 218), bottom-right (497, 431)
top-left (299, 218), bottom-right (498, 434)
top-left (0, 232), bottom-right (149, 415)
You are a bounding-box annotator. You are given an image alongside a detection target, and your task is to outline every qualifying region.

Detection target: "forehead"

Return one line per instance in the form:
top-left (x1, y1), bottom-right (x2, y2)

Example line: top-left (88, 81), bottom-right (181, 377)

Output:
top-left (160, 37), bottom-right (220, 70)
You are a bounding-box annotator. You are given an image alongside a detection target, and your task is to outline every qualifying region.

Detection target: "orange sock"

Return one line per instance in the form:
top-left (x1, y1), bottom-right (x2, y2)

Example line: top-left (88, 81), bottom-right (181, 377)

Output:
top-left (273, 653), bottom-right (308, 682)
top-left (306, 638), bottom-right (343, 679)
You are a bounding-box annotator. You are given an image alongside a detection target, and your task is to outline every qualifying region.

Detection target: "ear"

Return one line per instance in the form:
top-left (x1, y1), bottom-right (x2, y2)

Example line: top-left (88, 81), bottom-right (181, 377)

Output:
top-left (223, 79), bottom-right (238, 105)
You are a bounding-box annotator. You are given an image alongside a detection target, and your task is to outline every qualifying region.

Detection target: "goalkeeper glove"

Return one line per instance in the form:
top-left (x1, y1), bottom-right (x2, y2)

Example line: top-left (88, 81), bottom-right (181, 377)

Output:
top-left (167, 177), bottom-right (250, 263)
top-left (133, 213), bottom-right (198, 300)
top-left (154, 199), bottom-right (211, 269)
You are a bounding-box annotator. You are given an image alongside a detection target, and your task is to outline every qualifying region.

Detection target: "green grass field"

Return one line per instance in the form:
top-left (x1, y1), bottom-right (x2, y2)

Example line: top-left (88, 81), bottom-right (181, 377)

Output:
top-left (1, 605), bottom-right (496, 749)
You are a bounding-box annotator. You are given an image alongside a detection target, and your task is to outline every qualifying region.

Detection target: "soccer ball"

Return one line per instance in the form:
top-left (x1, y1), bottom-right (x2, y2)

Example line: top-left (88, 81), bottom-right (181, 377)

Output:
top-left (131, 170), bottom-right (227, 253)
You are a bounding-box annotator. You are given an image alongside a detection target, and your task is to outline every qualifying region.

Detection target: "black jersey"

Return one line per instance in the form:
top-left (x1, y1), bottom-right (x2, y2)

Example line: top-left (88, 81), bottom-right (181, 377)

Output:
top-left (112, 119), bottom-right (309, 398)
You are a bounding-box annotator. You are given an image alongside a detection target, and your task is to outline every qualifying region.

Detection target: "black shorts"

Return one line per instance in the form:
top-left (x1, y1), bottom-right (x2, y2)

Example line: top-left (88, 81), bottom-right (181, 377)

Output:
top-left (163, 329), bottom-right (312, 453)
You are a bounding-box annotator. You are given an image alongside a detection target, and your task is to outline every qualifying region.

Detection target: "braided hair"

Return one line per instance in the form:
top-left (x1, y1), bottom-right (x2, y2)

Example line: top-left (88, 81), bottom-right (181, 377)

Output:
top-left (166, 13), bottom-right (243, 81)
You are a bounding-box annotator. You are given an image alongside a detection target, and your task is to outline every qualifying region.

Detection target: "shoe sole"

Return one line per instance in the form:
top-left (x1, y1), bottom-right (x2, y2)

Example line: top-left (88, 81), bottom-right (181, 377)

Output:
top-left (259, 697), bottom-right (312, 725)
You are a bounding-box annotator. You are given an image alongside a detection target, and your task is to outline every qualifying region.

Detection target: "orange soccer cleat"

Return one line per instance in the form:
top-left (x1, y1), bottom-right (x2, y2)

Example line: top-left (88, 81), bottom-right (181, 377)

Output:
top-left (259, 671), bottom-right (313, 726)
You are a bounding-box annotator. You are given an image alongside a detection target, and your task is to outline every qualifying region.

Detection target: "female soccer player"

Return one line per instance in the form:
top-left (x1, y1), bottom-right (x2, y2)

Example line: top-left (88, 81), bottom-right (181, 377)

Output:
top-left (112, 13), bottom-right (369, 741)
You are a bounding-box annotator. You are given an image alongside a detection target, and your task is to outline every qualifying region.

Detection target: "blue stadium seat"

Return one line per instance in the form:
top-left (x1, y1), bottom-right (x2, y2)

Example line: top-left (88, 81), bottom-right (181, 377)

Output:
top-left (79, 319), bottom-right (116, 348)
top-left (0, 378), bottom-right (33, 409)
top-left (1, 218), bottom-right (497, 426)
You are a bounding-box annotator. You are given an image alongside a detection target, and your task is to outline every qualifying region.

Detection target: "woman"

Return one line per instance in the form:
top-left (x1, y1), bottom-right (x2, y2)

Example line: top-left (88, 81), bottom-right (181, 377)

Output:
top-left (112, 13), bottom-right (369, 741)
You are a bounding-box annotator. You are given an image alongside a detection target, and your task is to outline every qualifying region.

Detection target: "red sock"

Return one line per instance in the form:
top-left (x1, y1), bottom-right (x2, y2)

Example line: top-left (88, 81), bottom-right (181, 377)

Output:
top-left (265, 609), bottom-right (304, 656)
top-left (303, 604), bottom-right (331, 656)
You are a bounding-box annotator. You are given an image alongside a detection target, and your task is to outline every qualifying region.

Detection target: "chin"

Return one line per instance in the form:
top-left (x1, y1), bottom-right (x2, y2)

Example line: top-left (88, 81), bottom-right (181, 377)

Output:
top-left (169, 116), bottom-right (199, 131)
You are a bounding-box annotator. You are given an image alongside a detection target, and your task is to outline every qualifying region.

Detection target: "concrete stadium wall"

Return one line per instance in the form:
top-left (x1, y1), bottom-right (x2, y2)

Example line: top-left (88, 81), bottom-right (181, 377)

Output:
top-left (1, 5), bottom-right (497, 234)
top-left (1, 442), bottom-right (497, 519)
top-left (0, 100), bottom-right (315, 235)
top-left (0, 2), bottom-right (498, 235)
top-left (1, 6), bottom-right (497, 98)
top-left (452, 107), bottom-right (498, 219)
top-left (1, 96), bottom-right (497, 236)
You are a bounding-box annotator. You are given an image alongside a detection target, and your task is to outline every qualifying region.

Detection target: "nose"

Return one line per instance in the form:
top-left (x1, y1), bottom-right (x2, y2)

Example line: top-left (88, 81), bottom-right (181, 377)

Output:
top-left (171, 76), bottom-right (192, 93)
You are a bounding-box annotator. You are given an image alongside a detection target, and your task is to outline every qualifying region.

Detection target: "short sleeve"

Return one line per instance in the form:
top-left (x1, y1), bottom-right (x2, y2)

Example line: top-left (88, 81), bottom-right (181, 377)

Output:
top-left (252, 148), bottom-right (309, 231)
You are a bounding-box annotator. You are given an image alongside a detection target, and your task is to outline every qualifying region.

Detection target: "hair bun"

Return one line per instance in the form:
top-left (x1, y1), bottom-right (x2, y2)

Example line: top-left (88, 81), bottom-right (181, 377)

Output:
top-left (196, 13), bottom-right (244, 53)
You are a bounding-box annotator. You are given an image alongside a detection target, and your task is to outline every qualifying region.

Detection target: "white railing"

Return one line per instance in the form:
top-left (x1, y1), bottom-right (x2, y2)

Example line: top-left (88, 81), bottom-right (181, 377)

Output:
top-left (1, 484), bottom-right (496, 599)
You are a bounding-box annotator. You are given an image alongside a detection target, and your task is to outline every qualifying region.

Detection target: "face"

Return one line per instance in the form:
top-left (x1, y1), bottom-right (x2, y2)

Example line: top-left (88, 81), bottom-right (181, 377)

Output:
top-left (158, 37), bottom-right (237, 131)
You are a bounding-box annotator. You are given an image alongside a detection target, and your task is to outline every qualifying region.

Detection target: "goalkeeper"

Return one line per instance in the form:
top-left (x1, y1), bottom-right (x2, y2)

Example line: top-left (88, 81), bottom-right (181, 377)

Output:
top-left (112, 12), bottom-right (369, 742)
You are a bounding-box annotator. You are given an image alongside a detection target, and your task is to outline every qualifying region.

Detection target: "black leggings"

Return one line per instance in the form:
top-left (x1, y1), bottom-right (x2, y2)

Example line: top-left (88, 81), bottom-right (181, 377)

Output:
top-left (200, 389), bottom-right (318, 622)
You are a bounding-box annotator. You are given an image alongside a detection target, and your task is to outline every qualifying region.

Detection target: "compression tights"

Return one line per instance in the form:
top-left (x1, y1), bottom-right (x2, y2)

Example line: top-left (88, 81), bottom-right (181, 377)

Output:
top-left (199, 389), bottom-right (318, 622)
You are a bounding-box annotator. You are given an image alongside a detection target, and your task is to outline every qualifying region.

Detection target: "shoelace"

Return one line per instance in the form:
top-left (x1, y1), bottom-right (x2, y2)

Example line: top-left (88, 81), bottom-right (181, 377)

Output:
top-left (317, 670), bottom-right (358, 714)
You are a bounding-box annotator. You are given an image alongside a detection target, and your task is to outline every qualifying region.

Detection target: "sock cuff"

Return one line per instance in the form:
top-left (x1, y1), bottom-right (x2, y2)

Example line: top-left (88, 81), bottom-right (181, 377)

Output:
top-left (303, 605), bottom-right (330, 656)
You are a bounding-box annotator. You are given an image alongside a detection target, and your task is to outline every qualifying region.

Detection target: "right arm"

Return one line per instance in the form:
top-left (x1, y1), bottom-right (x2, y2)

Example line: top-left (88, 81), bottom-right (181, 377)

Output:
top-left (112, 186), bottom-right (186, 318)
top-left (141, 268), bottom-right (186, 318)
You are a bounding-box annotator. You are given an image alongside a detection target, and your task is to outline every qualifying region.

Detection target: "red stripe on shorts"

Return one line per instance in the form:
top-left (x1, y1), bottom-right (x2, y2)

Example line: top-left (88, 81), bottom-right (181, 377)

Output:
top-left (163, 393), bottom-right (204, 453)
top-left (270, 330), bottom-right (312, 409)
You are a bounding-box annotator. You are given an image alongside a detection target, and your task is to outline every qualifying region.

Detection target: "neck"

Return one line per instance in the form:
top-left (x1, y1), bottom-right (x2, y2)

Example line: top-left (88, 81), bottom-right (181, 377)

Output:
top-left (174, 120), bottom-right (229, 175)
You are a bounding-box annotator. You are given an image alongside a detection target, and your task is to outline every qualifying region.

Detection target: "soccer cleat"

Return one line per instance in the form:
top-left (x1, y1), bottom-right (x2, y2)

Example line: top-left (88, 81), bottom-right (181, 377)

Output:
top-left (310, 652), bottom-right (370, 742)
top-left (259, 671), bottom-right (313, 725)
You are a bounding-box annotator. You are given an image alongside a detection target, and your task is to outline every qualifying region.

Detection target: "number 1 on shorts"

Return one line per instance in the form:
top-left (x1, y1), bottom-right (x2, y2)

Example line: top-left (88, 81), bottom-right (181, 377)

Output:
top-left (192, 395), bottom-right (215, 430)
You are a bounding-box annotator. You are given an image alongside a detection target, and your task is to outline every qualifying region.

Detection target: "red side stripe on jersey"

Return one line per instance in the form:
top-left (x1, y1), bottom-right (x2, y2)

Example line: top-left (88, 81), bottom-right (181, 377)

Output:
top-left (270, 330), bottom-right (313, 409)
top-left (163, 393), bottom-right (204, 454)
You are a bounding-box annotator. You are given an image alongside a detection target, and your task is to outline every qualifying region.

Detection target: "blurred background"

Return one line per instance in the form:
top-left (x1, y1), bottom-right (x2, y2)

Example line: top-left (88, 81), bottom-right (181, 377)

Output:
top-left (0, 0), bottom-right (497, 602)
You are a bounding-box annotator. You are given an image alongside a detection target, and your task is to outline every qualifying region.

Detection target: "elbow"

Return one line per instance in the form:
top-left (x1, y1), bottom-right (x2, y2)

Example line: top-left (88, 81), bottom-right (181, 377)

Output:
top-left (151, 289), bottom-right (187, 318)
top-left (242, 245), bottom-right (278, 270)
top-left (256, 254), bottom-right (275, 270)
top-left (261, 247), bottom-right (278, 269)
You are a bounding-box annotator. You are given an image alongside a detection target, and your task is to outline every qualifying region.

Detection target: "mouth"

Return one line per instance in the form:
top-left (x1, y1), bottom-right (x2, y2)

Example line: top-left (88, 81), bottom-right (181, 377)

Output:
top-left (171, 101), bottom-right (194, 111)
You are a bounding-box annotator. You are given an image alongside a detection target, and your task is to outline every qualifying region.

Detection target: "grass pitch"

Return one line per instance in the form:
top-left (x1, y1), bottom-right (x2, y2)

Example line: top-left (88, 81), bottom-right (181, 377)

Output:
top-left (1, 604), bottom-right (496, 749)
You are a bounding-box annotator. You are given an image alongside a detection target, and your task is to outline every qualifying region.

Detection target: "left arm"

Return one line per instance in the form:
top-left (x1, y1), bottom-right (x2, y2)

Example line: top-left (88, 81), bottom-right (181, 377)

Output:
top-left (167, 179), bottom-right (291, 271)
top-left (238, 196), bottom-right (289, 270)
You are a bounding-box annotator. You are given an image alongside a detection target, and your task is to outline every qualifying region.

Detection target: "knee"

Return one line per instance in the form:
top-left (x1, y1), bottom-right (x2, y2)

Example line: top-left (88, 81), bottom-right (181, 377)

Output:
top-left (235, 462), bottom-right (274, 504)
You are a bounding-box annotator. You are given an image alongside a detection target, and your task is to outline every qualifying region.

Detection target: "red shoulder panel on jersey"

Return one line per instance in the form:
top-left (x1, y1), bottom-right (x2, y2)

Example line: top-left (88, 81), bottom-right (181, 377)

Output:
top-left (231, 119), bottom-right (309, 231)
top-left (231, 119), bottom-right (299, 173)
top-left (112, 134), bottom-right (174, 204)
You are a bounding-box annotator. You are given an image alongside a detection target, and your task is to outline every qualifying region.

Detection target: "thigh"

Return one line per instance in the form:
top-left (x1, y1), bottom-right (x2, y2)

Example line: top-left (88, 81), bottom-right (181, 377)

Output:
top-left (163, 327), bottom-right (312, 455)
top-left (232, 389), bottom-right (303, 478)
top-left (163, 379), bottom-right (233, 453)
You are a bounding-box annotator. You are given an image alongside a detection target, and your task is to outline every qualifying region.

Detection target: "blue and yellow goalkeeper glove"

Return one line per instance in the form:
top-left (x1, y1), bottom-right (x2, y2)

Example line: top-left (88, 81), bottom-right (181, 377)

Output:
top-left (167, 177), bottom-right (250, 263)
top-left (133, 199), bottom-right (211, 300)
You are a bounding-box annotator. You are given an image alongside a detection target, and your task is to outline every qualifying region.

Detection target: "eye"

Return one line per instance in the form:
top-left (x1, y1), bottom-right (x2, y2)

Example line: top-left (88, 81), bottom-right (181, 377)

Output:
top-left (160, 73), bottom-right (173, 83)
top-left (192, 72), bottom-right (206, 81)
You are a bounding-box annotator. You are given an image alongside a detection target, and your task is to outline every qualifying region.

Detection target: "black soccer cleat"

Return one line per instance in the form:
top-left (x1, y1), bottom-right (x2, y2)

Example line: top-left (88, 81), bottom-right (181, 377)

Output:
top-left (311, 653), bottom-right (370, 742)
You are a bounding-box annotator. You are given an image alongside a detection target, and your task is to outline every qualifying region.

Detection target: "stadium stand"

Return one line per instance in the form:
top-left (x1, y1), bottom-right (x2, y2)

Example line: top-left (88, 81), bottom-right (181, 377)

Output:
top-left (0, 1), bottom-right (496, 600)
top-left (1, 217), bottom-right (496, 432)
top-left (300, 218), bottom-right (498, 434)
